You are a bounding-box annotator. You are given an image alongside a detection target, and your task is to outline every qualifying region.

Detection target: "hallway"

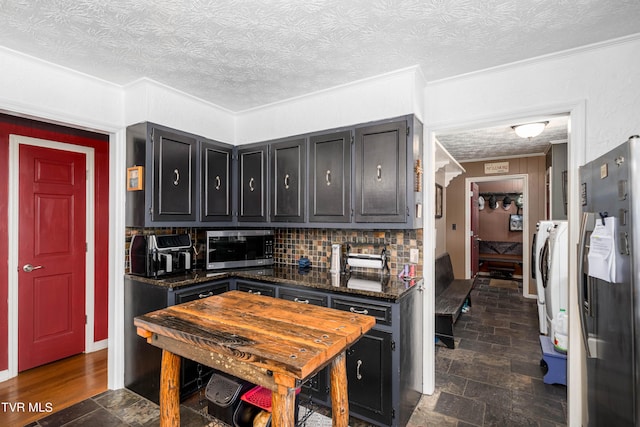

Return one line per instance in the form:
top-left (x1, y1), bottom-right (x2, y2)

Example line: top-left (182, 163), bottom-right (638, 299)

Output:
top-left (408, 276), bottom-right (567, 426)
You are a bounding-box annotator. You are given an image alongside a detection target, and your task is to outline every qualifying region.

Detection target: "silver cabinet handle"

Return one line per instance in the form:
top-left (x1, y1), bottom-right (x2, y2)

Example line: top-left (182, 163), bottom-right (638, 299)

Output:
top-left (198, 291), bottom-right (214, 299)
top-left (349, 307), bottom-right (368, 315)
top-left (356, 360), bottom-right (363, 380)
top-left (376, 164), bottom-right (382, 181)
top-left (23, 264), bottom-right (43, 273)
top-left (173, 169), bottom-right (180, 186)
top-left (284, 173), bottom-right (290, 189)
top-left (249, 177), bottom-right (255, 192)
top-left (248, 289), bottom-right (261, 295)
top-left (326, 170), bottom-right (331, 186)
top-left (293, 298), bottom-right (309, 304)
top-left (215, 176), bottom-right (221, 190)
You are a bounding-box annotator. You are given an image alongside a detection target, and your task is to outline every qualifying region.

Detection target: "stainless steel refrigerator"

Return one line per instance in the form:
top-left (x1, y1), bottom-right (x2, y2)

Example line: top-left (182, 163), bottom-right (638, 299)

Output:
top-left (579, 135), bottom-right (640, 426)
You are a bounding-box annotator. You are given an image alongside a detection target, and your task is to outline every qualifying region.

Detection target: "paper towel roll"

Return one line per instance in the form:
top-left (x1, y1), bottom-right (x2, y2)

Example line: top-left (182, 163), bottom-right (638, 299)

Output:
top-left (347, 257), bottom-right (384, 269)
top-left (347, 278), bottom-right (382, 292)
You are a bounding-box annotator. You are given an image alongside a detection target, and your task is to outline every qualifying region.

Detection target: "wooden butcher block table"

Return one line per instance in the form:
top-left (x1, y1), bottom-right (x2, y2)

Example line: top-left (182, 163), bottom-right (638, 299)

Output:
top-left (134, 290), bottom-right (376, 427)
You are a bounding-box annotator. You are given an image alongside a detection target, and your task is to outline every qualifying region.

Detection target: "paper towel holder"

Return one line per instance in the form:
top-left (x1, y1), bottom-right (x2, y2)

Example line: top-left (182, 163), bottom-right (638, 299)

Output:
top-left (345, 243), bottom-right (389, 273)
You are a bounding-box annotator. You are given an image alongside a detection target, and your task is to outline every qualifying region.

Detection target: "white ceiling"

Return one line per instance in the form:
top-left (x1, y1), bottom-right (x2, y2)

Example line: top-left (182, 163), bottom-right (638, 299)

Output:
top-left (1, 1), bottom-right (638, 157)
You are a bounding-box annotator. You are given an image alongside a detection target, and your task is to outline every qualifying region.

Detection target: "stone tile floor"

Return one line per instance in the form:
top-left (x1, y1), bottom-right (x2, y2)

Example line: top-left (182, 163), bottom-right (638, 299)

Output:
top-left (27, 276), bottom-right (566, 426)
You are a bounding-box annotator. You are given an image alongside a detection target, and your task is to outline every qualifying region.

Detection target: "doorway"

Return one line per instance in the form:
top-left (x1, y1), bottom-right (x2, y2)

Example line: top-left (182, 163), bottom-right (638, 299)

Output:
top-left (466, 175), bottom-right (531, 298)
top-left (8, 135), bottom-right (95, 375)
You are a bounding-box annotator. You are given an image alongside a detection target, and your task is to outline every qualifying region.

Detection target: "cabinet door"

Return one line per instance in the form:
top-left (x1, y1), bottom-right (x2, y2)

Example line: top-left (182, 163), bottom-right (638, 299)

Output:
top-left (346, 329), bottom-right (393, 425)
top-left (271, 139), bottom-right (305, 222)
top-left (152, 128), bottom-right (197, 221)
top-left (354, 120), bottom-right (407, 223)
top-left (238, 145), bottom-right (268, 222)
top-left (201, 141), bottom-right (232, 222)
top-left (309, 131), bottom-right (351, 222)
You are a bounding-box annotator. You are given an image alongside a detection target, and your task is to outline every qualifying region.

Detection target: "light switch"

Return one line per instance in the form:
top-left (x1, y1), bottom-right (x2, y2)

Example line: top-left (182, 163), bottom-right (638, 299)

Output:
top-left (410, 248), bottom-right (419, 264)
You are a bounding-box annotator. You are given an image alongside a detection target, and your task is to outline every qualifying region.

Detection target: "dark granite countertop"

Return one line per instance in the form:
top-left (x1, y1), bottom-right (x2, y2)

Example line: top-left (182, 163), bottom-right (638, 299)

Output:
top-left (125, 264), bottom-right (422, 301)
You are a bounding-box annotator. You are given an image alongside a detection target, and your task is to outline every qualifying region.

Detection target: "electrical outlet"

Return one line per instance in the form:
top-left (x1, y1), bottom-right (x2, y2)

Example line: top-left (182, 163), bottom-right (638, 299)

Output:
top-left (410, 248), bottom-right (419, 264)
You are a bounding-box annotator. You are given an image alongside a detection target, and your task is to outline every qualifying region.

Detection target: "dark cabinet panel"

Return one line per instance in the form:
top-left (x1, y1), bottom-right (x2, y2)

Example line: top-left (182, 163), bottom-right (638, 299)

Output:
top-left (237, 145), bottom-right (268, 222)
top-left (201, 141), bottom-right (232, 222)
top-left (236, 280), bottom-right (276, 297)
top-left (152, 128), bottom-right (196, 221)
top-left (347, 329), bottom-right (393, 425)
top-left (354, 120), bottom-right (407, 223)
top-left (271, 138), bottom-right (305, 222)
top-left (309, 131), bottom-right (351, 222)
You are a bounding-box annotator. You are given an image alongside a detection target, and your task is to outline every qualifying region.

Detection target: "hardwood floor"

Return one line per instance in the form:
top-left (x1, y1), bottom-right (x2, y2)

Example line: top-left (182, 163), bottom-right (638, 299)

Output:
top-left (0, 349), bottom-right (107, 426)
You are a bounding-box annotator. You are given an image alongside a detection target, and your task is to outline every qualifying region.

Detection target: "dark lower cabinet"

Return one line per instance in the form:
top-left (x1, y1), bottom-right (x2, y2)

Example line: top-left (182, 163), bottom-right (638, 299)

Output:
top-left (346, 329), bottom-right (393, 425)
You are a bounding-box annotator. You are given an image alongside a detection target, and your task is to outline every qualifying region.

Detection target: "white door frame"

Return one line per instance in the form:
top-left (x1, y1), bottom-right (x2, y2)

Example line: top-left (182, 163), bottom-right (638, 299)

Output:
top-left (4, 135), bottom-right (99, 381)
top-left (464, 174), bottom-right (532, 298)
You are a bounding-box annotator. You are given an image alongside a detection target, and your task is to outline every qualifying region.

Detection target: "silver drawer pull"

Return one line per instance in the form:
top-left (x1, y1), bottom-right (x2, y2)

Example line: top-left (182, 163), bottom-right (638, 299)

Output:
top-left (198, 291), bottom-right (214, 299)
top-left (294, 298), bottom-right (309, 304)
top-left (326, 169), bottom-right (331, 186)
top-left (284, 173), bottom-right (290, 189)
top-left (248, 290), bottom-right (261, 295)
top-left (173, 169), bottom-right (180, 185)
top-left (356, 359), bottom-right (363, 380)
top-left (376, 164), bottom-right (382, 181)
top-left (215, 175), bottom-right (221, 190)
top-left (349, 307), bottom-right (368, 315)
top-left (249, 177), bottom-right (255, 192)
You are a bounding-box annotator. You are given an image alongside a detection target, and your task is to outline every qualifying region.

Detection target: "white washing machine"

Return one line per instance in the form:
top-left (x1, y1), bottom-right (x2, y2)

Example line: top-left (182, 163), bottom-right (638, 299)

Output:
top-left (534, 220), bottom-right (556, 334)
top-left (545, 221), bottom-right (569, 341)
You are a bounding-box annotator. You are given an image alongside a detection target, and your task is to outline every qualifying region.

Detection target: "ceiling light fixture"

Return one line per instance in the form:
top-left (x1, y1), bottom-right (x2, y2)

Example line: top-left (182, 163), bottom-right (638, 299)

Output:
top-left (511, 121), bottom-right (549, 139)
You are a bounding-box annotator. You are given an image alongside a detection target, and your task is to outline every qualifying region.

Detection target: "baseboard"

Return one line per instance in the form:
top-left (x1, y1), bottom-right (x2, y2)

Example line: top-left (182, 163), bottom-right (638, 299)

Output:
top-left (86, 339), bottom-right (108, 353)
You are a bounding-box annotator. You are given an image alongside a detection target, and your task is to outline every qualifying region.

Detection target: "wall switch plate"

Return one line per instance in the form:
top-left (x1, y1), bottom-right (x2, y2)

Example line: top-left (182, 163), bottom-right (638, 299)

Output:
top-left (410, 248), bottom-right (419, 264)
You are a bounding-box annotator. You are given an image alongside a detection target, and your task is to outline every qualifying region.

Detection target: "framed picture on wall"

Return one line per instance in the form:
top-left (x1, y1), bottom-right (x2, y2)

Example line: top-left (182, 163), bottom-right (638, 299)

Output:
top-left (435, 184), bottom-right (443, 218)
top-left (509, 214), bottom-right (523, 231)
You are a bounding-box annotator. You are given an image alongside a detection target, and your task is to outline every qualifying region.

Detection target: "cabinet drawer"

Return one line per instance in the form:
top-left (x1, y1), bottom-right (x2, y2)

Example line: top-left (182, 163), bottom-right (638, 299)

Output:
top-left (236, 280), bottom-right (276, 297)
top-left (331, 297), bottom-right (392, 326)
top-left (279, 287), bottom-right (328, 307)
top-left (169, 281), bottom-right (230, 306)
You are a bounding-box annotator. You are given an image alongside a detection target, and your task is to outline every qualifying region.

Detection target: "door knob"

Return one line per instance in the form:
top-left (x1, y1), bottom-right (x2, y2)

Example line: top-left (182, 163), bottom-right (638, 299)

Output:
top-left (23, 264), bottom-right (43, 273)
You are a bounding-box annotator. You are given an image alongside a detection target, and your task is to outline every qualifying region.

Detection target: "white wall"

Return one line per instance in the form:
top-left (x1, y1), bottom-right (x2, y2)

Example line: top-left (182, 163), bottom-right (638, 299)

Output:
top-left (123, 79), bottom-right (236, 143)
top-left (422, 35), bottom-right (640, 427)
top-left (235, 66), bottom-right (425, 144)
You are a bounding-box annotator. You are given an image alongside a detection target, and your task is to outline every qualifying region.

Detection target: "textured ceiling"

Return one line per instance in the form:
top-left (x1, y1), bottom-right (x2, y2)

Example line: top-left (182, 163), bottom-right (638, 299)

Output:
top-left (1, 0), bottom-right (639, 113)
top-left (437, 116), bottom-right (569, 162)
top-left (0, 1), bottom-right (636, 160)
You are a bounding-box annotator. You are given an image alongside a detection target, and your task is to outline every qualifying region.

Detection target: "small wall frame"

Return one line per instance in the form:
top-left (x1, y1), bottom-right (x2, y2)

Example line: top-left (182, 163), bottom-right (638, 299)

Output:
top-left (435, 184), bottom-right (443, 218)
top-left (509, 214), bottom-right (523, 231)
top-left (127, 166), bottom-right (144, 191)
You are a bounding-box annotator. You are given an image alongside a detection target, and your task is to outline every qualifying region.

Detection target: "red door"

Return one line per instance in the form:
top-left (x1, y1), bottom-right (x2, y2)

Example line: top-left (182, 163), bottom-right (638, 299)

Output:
top-left (18, 144), bottom-right (86, 371)
top-left (470, 182), bottom-right (480, 278)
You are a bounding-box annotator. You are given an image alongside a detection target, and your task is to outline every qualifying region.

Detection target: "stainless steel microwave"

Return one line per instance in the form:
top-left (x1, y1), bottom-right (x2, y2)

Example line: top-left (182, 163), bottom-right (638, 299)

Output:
top-left (206, 229), bottom-right (274, 270)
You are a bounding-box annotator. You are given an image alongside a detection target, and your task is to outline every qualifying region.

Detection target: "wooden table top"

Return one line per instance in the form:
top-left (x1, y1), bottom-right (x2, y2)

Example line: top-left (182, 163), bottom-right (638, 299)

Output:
top-left (134, 290), bottom-right (376, 382)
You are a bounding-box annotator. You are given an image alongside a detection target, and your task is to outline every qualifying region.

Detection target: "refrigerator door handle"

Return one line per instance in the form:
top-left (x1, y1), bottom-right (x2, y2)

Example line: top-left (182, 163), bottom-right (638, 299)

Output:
top-left (578, 211), bottom-right (596, 358)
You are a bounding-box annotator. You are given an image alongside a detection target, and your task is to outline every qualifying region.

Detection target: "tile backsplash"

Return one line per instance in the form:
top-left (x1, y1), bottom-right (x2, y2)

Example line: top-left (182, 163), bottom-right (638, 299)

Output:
top-left (125, 227), bottom-right (423, 277)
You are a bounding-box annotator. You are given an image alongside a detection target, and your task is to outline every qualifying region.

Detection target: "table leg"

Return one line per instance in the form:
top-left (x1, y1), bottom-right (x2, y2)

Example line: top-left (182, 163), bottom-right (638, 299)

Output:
top-left (329, 351), bottom-right (349, 427)
top-left (160, 349), bottom-right (180, 427)
top-left (271, 385), bottom-right (296, 427)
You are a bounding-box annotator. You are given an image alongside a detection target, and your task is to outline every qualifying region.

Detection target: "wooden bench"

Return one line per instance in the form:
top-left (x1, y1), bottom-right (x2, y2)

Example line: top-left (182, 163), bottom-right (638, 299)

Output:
top-left (479, 241), bottom-right (523, 278)
top-left (435, 253), bottom-right (474, 349)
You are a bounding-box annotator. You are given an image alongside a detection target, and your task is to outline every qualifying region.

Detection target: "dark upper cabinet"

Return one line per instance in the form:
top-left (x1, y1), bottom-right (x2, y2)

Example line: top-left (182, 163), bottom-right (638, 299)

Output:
top-left (309, 131), bottom-right (352, 223)
top-left (152, 128), bottom-right (197, 222)
top-left (271, 138), bottom-right (305, 222)
top-left (354, 120), bottom-right (407, 223)
top-left (237, 144), bottom-right (268, 222)
top-left (126, 123), bottom-right (198, 226)
top-left (201, 140), bottom-right (232, 222)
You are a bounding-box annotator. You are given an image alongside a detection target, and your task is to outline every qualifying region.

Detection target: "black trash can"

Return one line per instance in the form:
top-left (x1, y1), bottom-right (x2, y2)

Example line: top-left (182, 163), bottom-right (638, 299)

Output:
top-left (205, 372), bottom-right (254, 425)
